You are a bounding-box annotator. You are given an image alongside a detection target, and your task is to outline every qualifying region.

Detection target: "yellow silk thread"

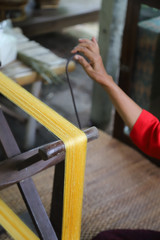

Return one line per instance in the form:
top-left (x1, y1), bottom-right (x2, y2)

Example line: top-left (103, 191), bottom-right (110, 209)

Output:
top-left (0, 199), bottom-right (39, 240)
top-left (0, 72), bottom-right (87, 240)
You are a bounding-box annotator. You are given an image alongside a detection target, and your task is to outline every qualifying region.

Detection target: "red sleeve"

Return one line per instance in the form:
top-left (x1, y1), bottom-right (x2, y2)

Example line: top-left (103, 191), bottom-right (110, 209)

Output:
top-left (130, 109), bottom-right (160, 159)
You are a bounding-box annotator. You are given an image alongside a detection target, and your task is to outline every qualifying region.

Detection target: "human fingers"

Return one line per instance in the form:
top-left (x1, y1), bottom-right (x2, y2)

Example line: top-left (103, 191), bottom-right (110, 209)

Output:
top-left (91, 36), bottom-right (98, 45)
top-left (78, 38), bottom-right (92, 44)
top-left (79, 37), bottom-right (99, 51)
top-left (79, 37), bottom-right (99, 48)
top-left (71, 46), bottom-right (95, 62)
top-left (74, 42), bottom-right (99, 54)
top-left (78, 36), bottom-right (97, 45)
top-left (74, 55), bottom-right (93, 75)
top-left (71, 37), bottom-right (99, 55)
top-left (71, 44), bottom-right (89, 54)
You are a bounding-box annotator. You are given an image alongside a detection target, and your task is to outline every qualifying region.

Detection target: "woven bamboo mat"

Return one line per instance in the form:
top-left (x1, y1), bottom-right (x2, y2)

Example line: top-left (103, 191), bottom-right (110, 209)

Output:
top-left (0, 130), bottom-right (160, 240)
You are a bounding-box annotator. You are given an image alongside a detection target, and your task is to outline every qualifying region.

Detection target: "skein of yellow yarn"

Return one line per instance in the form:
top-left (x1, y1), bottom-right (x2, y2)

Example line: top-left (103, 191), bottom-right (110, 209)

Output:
top-left (0, 72), bottom-right (87, 240)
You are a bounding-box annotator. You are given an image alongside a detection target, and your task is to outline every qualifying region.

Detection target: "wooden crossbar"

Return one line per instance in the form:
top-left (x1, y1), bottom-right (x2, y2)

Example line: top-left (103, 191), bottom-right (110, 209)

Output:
top-left (0, 127), bottom-right (98, 190)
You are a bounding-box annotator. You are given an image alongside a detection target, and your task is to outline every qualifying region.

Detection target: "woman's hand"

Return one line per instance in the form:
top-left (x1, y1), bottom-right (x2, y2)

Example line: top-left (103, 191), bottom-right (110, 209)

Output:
top-left (72, 36), bottom-right (142, 130)
top-left (71, 37), bottom-right (112, 86)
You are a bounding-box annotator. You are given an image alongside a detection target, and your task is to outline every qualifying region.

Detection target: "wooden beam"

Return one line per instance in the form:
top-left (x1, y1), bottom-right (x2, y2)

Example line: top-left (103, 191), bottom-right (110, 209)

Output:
top-left (113, 0), bottom-right (141, 143)
top-left (90, 0), bottom-right (114, 129)
top-left (91, 0), bottom-right (127, 130)
top-left (14, 6), bottom-right (100, 37)
top-left (50, 161), bottom-right (64, 239)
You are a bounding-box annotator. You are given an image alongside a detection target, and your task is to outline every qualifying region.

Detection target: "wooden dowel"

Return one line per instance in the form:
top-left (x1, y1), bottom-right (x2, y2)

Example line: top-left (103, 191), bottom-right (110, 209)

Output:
top-left (39, 127), bottom-right (99, 160)
top-left (0, 127), bottom-right (98, 188)
top-left (17, 127), bottom-right (98, 171)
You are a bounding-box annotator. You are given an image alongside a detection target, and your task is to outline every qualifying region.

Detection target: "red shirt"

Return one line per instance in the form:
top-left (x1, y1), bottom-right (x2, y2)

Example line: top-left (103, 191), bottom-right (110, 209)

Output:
top-left (130, 109), bottom-right (160, 159)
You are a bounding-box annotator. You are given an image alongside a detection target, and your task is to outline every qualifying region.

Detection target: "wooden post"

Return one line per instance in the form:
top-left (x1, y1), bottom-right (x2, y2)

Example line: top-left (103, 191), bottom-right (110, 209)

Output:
top-left (24, 80), bottom-right (42, 149)
top-left (113, 0), bottom-right (140, 143)
top-left (91, 0), bottom-right (127, 130)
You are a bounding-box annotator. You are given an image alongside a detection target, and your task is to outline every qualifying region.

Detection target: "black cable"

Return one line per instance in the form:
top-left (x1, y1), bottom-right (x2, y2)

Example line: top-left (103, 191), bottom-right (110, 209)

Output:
top-left (66, 53), bottom-right (82, 129)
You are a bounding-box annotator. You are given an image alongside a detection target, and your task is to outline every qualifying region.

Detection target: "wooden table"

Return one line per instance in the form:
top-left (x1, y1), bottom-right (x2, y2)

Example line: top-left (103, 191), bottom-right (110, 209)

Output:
top-left (13, 1), bottom-right (101, 37)
top-left (1, 28), bottom-right (75, 85)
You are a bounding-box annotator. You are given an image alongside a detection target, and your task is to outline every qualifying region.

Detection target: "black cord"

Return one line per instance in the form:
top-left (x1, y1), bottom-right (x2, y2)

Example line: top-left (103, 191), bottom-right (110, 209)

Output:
top-left (66, 53), bottom-right (82, 129)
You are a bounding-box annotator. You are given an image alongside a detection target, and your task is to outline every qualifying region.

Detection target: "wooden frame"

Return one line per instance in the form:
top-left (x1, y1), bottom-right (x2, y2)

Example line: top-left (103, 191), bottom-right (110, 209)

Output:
top-left (0, 109), bottom-right (58, 240)
top-left (0, 108), bottom-right (98, 239)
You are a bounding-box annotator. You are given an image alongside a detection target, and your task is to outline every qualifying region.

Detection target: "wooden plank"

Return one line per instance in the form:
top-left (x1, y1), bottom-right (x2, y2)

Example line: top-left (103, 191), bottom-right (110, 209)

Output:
top-left (90, 0), bottom-right (114, 129)
top-left (1, 57), bottom-right (75, 86)
top-left (1, 29), bottom-right (75, 85)
top-left (18, 178), bottom-right (58, 240)
top-left (0, 146), bottom-right (65, 190)
top-left (50, 161), bottom-right (64, 239)
top-left (0, 110), bottom-right (20, 157)
top-left (17, 41), bottom-right (40, 51)
top-left (0, 109), bottom-right (58, 240)
top-left (14, 71), bottom-right (38, 85)
top-left (2, 61), bottom-right (32, 76)
top-left (113, 0), bottom-right (140, 143)
top-left (91, 0), bottom-right (128, 129)
top-left (14, 6), bottom-right (100, 37)
top-left (24, 80), bottom-right (42, 149)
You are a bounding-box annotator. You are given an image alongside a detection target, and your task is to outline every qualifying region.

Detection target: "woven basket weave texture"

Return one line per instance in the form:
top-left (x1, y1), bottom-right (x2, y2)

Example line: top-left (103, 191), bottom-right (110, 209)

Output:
top-left (0, 131), bottom-right (160, 240)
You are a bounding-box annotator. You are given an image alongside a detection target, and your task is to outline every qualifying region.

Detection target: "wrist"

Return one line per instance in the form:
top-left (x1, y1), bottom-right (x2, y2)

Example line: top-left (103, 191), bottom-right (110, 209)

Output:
top-left (100, 74), bottom-right (114, 87)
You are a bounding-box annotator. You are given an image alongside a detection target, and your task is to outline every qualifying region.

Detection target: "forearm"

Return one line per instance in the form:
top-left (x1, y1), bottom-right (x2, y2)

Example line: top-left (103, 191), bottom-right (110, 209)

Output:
top-left (72, 37), bottom-right (160, 159)
top-left (101, 75), bottom-right (142, 130)
top-left (72, 37), bottom-right (142, 129)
